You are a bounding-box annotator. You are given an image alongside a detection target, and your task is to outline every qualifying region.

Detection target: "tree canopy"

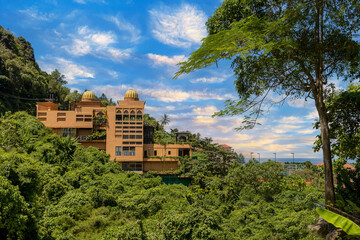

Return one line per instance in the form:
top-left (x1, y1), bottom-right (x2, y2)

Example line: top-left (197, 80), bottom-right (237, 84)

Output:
top-left (0, 111), bottom-right (328, 239)
top-left (175, 0), bottom-right (360, 204)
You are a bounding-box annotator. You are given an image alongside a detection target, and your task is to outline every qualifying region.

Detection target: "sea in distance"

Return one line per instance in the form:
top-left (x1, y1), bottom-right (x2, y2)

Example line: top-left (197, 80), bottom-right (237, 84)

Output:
top-left (246, 158), bottom-right (328, 165)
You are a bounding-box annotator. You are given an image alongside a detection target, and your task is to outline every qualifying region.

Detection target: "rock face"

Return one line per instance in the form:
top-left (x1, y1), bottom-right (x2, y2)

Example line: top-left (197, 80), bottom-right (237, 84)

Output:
top-left (0, 26), bottom-right (64, 114)
top-left (308, 219), bottom-right (344, 240)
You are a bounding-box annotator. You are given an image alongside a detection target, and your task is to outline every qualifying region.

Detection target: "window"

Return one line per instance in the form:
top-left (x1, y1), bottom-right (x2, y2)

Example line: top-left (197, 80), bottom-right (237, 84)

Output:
top-left (61, 128), bottom-right (76, 138)
top-left (136, 131), bottom-right (142, 133)
top-left (116, 115), bottom-right (122, 121)
top-left (123, 147), bottom-right (135, 156)
top-left (154, 150), bottom-right (157, 156)
top-left (144, 151), bottom-right (147, 157)
top-left (130, 135), bottom-right (136, 139)
top-left (115, 146), bottom-right (121, 156)
top-left (123, 135), bottom-right (129, 139)
top-left (38, 112), bottom-right (47, 116)
top-left (136, 135), bottom-right (142, 139)
top-left (121, 162), bottom-right (142, 171)
top-left (130, 115), bottom-right (135, 121)
top-left (136, 116), bottom-right (142, 121)
top-left (79, 135), bottom-right (87, 141)
top-left (57, 112), bottom-right (66, 116)
top-left (116, 110), bottom-right (121, 114)
top-left (168, 151), bottom-right (171, 155)
top-left (137, 110), bottom-right (142, 114)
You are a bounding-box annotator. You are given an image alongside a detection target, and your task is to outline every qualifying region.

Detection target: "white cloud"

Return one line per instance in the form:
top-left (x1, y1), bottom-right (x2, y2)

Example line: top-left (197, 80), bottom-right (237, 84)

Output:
top-left (73, 0), bottom-right (86, 4)
top-left (306, 110), bottom-right (318, 120)
top-left (149, 3), bottom-right (207, 48)
top-left (147, 53), bottom-right (187, 66)
top-left (39, 57), bottom-right (94, 84)
top-left (63, 26), bottom-right (131, 62)
top-left (107, 70), bottom-right (118, 78)
top-left (288, 97), bottom-right (314, 108)
top-left (108, 14), bottom-right (141, 43)
top-left (194, 116), bottom-right (218, 124)
top-left (91, 84), bottom-right (234, 103)
top-left (298, 129), bottom-right (317, 134)
top-left (191, 77), bottom-right (226, 84)
top-left (18, 8), bottom-right (54, 21)
top-left (276, 116), bottom-right (305, 124)
top-left (192, 106), bottom-right (218, 115)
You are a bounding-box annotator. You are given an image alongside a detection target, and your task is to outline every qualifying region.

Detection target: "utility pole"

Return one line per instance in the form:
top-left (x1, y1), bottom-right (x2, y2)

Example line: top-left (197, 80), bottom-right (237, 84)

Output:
top-left (250, 152), bottom-right (254, 160)
top-left (273, 152), bottom-right (276, 162)
top-left (291, 152), bottom-right (294, 163)
top-left (258, 153), bottom-right (260, 162)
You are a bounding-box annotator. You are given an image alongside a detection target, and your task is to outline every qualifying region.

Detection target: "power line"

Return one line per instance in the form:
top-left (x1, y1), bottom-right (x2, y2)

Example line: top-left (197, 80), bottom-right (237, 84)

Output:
top-left (0, 91), bottom-right (53, 101)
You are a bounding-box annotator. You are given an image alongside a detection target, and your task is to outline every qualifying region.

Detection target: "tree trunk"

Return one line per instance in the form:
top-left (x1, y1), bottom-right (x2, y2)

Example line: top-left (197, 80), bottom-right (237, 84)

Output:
top-left (314, 0), bottom-right (335, 205)
top-left (315, 96), bottom-right (335, 205)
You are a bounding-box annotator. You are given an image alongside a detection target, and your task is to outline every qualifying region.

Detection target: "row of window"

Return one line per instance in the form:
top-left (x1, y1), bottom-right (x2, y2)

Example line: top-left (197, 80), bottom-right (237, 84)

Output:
top-left (116, 110), bottom-right (142, 114)
top-left (144, 150), bottom-right (171, 156)
top-left (115, 126), bottom-right (142, 129)
top-left (115, 146), bottom-right (136, 156)
top-left (123, 135), bottom-right (142, 139)
top-left (115, 122), bottom-right (142, 125)
top-left (123, 142), bottom-right (142, 145)
top-left (121, 162), bottom-right (142, 171)
top-left (115, 115), bottom-right (142, 121)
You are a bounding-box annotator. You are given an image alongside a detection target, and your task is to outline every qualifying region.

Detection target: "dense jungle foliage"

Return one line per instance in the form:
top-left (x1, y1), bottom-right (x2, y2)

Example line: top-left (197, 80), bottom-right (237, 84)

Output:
top-left (0, 112), bottom-right (326, 239)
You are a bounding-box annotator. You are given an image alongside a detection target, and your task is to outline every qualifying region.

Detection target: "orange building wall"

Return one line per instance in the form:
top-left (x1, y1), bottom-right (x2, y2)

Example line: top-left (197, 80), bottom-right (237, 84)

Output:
top-left (36, 91), bottom-right (192, 174)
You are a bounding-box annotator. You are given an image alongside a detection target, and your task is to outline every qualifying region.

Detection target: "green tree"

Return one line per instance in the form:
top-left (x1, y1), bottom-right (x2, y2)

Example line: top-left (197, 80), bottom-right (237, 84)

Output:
top-left (160, 113), bottom-right (170, 128)
top-left (0, 176), bottom-right (31, 240)
top-left (314, 84), bottom-right (360, 161)
top-left (65, 90), bottom-right (82, 110)
top-left (175, 0), bottom-right (360, 204)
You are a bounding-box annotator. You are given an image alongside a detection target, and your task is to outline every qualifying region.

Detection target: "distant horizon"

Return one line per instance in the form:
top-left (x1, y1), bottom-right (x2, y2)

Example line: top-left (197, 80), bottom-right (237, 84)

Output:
top-left (245, 157), bottom-right (356, 164)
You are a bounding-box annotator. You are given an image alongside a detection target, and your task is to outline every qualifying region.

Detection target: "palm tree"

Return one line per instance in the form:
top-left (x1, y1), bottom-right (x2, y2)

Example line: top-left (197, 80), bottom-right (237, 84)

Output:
top-left (160, 114), bottom-right (170, 127)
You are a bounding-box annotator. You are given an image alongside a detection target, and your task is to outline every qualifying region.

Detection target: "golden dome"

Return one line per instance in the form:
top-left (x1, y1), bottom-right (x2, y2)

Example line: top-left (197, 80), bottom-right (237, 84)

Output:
top-left (124, 89), bottom-right (139, 101)
top-left (81, 90), bottom-right (96, 101)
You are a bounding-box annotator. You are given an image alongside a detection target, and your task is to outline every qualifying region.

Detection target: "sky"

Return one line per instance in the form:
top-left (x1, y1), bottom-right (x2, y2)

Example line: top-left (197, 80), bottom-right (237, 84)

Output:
top-left (1, 0), bottom-right (336, 159)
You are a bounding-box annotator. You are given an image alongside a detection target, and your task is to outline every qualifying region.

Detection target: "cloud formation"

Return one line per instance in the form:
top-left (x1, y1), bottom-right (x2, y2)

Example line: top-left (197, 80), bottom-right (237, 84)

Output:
top-left (18, 8), bottom-right (54, 21)
top-left (91, 84), bottom-right (233, 103)
top-left (63, 26), bottom-right (131, 62)
top-left (149, 3), bottom-right (207, 48)
top-left (190, 77), bottom-right (226, 84)
top-left (192, 106), bottom-right (218, 115)
top-left (147, 53), bottom-right (187, 66)
top-left (39, 57), bottom-right (95, 84)
top-left (107, 14), bottom-right (141, 43)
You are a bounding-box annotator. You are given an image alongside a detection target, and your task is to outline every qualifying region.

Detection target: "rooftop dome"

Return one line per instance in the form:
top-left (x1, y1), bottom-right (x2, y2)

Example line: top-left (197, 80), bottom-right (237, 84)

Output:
top-left (81, 90), bottom-right (96, 101)
top-left (124, 89), bottom-right (139, 101)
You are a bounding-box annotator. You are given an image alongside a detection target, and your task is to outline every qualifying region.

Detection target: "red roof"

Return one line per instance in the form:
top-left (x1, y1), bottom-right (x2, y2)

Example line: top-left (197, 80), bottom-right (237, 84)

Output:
top-left (315, 162), bottom-right (356, 170)
top-left (343, 163), bottom-right (356, 170)
top-left (221, 144), bottom-right (232, 148)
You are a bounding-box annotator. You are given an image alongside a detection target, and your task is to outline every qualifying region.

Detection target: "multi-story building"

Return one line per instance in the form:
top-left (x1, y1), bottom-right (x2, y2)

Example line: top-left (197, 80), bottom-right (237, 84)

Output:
top-left (36, 89), bottom-right (192, 173)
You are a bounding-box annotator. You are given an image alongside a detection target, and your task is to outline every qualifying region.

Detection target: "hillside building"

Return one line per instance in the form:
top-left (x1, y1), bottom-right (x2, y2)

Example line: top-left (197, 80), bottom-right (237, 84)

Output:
top-left (36, 89), bottom-right (192, 173)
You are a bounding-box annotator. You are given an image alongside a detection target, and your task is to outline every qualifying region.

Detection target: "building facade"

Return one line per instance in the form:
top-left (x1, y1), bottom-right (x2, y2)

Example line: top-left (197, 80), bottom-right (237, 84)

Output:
top-left (36, 89), bottom-right (191, 173)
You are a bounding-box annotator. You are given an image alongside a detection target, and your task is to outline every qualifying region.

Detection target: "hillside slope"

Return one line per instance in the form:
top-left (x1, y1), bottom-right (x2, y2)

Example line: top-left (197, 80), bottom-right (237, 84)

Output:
top-left (0, 26), bottom-right (69, 114)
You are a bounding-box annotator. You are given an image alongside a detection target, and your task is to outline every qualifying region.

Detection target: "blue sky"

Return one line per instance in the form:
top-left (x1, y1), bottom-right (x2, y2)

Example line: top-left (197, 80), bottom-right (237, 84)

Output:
top-left (1, 0), bottom-right (333, 159)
